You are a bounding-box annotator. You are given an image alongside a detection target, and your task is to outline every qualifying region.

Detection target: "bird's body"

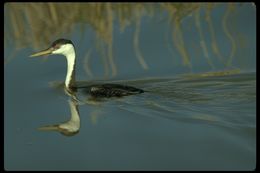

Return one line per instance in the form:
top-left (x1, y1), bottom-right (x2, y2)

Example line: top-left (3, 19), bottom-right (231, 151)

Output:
top-left (30, 38), bottom-right (144, 98)
top-left (81, 83), bottom-right (144, 98)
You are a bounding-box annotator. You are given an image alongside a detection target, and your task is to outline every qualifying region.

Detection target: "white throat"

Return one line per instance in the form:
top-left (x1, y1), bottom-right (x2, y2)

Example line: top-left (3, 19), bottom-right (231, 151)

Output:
top-left (53, 44), bottom-right (76, 89)
top-left (65, 50), bottom-right (76, 88)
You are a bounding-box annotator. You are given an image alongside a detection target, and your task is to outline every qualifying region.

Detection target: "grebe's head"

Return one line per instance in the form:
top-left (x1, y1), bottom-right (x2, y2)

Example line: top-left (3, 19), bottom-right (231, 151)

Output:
top-left (30, 38), bottom-right (75, 57)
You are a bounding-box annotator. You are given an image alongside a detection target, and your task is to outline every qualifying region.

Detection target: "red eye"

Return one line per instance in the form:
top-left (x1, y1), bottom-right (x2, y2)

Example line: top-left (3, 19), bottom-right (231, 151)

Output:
top-left (53, 44), bottom-right (60, 50)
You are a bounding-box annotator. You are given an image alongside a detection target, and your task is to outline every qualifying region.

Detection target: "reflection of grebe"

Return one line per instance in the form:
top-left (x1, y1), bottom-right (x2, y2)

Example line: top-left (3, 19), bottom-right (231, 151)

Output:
top-left (38, 99), bottom-right (80, 136)
top-left (30, 39), bottom-right (144, 97)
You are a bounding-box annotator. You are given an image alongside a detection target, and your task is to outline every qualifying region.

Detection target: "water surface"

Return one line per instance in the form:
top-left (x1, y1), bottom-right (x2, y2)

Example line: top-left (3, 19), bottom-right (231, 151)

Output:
top-left (4, 56), bottom-right (256, 170)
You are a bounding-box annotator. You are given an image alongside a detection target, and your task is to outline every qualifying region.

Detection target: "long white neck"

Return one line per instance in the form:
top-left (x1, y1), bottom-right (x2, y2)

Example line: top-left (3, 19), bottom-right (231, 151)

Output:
top-left (64, 47), bottom-right (76, 89)
top-left (52, 44), bottom-right (76, 89)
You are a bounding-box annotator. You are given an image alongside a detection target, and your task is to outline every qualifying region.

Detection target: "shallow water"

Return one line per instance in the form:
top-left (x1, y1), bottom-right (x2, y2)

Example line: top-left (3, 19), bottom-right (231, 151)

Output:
top-left (4, 3), bottom-right (256, 171)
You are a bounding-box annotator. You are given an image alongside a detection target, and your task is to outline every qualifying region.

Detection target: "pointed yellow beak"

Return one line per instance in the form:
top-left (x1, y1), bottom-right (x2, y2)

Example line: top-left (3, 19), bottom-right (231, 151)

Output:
top-left (30, 47), bottom-right (53, 57)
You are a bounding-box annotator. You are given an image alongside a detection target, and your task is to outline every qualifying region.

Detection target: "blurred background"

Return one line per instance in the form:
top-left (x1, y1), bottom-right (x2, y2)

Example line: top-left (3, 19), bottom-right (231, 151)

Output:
top-left (4, 3), bottom-right (256, 78)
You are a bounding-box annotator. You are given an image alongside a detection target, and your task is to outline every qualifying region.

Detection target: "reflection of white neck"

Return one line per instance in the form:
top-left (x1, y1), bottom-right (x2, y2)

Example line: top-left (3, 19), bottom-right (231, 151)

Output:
top-left (60, 99), bottom-right (80, 132)
top-left (64, 47), bottom-right (76, 89)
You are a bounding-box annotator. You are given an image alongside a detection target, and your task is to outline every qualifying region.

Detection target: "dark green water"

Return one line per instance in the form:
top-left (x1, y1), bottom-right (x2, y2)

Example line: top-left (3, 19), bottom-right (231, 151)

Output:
top-left (4, 3), bottom-right (255, 171)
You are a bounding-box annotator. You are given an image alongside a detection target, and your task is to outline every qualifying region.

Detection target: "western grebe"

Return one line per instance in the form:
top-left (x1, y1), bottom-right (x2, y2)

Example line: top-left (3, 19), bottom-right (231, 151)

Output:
top-left (30, 38), bottom-right (144, 97)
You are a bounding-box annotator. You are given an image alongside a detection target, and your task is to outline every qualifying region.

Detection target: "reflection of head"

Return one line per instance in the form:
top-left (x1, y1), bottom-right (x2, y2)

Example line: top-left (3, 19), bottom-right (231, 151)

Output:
top-left (38, 124), bottom-right (79, 137)
top-left (58, 127), bottom-right (79, 136)
top-left (57, 126), bottom-right (79, 136)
